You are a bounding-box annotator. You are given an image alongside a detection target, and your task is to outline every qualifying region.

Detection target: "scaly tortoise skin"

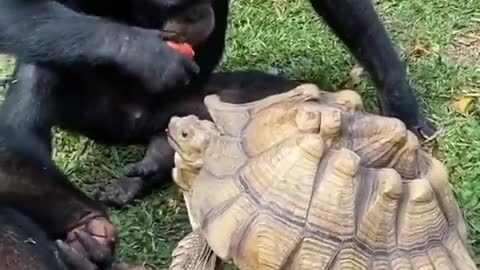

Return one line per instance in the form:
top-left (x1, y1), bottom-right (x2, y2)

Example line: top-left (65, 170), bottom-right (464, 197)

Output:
top-left (166, 84), bottom-right (476, 270)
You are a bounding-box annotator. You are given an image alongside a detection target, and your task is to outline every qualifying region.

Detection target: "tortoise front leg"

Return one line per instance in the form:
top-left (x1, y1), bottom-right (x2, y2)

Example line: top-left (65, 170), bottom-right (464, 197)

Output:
top-left (169, 230), bottom-right (223, 270)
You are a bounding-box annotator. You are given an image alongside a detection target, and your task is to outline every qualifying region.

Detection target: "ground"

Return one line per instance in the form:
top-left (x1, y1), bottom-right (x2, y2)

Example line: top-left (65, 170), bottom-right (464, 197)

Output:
top-left (0, 0), bottom-right (479, 268)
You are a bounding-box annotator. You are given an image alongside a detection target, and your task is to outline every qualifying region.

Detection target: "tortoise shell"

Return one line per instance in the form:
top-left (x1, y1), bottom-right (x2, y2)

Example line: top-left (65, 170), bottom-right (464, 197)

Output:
top-left (167, 84), bottom-right (476, 269)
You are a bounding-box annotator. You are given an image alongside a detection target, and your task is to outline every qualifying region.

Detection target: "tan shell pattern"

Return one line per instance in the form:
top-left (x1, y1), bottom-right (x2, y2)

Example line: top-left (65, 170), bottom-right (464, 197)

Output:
top-left (179, 84), bottom-right (477, 269)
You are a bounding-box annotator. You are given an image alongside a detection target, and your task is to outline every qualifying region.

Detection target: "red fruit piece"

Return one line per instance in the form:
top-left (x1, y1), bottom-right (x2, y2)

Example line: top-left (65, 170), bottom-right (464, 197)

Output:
top-left (165, 41), bottom-right (195, 59)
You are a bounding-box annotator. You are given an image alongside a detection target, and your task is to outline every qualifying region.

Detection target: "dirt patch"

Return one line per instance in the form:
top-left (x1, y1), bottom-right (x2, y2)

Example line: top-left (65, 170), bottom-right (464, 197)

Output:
top-left (452, 31), bottom-right (480, 64)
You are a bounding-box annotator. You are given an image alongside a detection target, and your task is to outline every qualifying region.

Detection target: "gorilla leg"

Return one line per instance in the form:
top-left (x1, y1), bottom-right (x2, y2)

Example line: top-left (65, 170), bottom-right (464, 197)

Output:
top-left (0, 208), bottom-right (144, 270)
top-left (124, 135), bottom-right (174, 179)
top-left (308, 0), bottom-right (435, 139)
top-left (0, 63), bottom-right (57, 150)
top-left (0, 208), bottom-right (68, 270)
top-left (96, 134), bottom-right (175, 208)
top-left (191, 0), bottom-right (230, 85)
top-left (0, 124), bottom-right (117, 269)
top-left (0, 208), bottom-right (100, 270)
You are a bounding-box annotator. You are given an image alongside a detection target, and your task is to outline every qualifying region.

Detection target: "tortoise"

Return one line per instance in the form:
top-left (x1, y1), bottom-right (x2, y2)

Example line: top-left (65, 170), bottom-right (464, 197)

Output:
top-left (165, 84), bottom-right (476, 270)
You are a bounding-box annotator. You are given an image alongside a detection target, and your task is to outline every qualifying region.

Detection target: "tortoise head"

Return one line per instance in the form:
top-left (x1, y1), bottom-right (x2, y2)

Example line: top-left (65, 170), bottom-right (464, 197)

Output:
top-left (167, 115), bottom-right (217, 169)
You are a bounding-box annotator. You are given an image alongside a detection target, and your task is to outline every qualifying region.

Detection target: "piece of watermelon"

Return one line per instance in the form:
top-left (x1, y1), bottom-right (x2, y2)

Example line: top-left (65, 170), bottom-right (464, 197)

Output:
top-left (165, 41), bottom-right (195, 59)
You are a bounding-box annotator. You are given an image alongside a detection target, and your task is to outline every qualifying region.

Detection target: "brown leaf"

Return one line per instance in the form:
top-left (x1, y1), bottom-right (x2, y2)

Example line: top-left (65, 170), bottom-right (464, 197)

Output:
top-left (408, 42), bottom-right (431, 60)
top-left (453, 31), bottom-right (480, 63)
top-left (340, 64), bottom-right (366, 90)
top-left (449, 95), bottom-right (477, 115)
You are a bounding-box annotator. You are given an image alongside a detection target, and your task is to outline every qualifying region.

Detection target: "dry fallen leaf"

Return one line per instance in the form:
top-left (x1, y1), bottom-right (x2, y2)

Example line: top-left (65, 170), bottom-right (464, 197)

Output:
top-left (340, 64), bottom-right (366, 90)
top-left (453, 31), bottom-right (480, 63)
top-left (449, 95), bottom-right (477, 115)
top-left (408, 42), bottom-right (431, 61)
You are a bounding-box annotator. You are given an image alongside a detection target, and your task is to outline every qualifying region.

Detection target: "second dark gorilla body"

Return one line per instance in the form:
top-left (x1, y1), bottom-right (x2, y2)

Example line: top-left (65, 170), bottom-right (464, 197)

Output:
top-left (0, 0), bottom-right (435, 207)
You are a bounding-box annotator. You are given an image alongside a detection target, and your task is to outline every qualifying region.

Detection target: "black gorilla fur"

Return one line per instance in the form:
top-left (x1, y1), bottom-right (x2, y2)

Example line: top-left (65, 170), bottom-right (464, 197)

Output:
top-left (0, 208), bottom-right (68, 270)
top-left (0, 124), bottom-right (116, 269)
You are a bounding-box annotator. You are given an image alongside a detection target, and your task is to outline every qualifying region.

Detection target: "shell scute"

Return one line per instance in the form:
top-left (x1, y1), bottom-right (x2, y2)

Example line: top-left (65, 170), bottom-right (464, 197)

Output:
top-left (443, 232), bottom-right (477, 269)
top-left (398, 179), bottom-right (449, 249)
top-left (427, 246), bottom-right (457, 269)
top-left (243, 106), bottom-right (304, 156)
top-left (328, 246), bottom-right (370, 269)
top-left (336, 114), bottom-right (410, 171)
top-left (239, 134), bottom-right (325, 226)
top-left (234, 212), bottom-right (304, 270)
top-left (356, 168), bottom-right (402, 250)
top-left (189, 172), bottom-right (242, 228)
top-left (388, 250), bottom-right (414, 269)
top-left (305, 148), bottom-right (360, 239)
top-left (204, 84), bottom-right (321, 136)
top-left (203, 136), bottom-right (248, 177)
top-left (421, 153), bottom-right (468, 240)
top-left (201, 194), bottom-right (256, 260)
top-left (295, 105), bottom-right (322, 133)
top-left (287, 234), bottom-right (341, 270)
top-left (371, 258), bottom-right (389, 270)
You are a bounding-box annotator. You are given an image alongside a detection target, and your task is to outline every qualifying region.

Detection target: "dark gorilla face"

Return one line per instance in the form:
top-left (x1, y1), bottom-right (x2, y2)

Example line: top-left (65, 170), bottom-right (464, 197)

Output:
top-left (133, 0), bottom-right (215, 46)
top-left (162, 2), bottom-right (215, 46)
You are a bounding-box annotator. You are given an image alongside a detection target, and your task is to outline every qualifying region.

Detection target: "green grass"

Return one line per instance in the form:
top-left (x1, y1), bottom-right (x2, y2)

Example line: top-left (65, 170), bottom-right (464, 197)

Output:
top-left (1, 0), bottom-right (480, 268)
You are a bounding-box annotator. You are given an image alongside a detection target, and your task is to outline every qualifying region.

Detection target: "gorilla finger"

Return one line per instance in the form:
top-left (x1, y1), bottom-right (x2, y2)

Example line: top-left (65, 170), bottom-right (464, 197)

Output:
top-left (181, 57), bottom-right (200, 75)
top-left (168, 71), bottom-right (190, 88)
top-left (56, 240), bottom-right (98, 270)
top-left (126, 168), bottom-right (153, 178)
top-left (135, 165), bottom-right (159, 178)
top-left (75, 231), bottom-right (113, 264)
top-left (125, 163), bottom-right (143, 177)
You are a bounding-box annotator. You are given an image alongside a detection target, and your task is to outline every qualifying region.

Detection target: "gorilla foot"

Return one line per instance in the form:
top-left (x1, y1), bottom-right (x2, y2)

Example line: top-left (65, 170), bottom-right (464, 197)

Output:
top-left (57, 240), bottom-right (98, 270)
top-left (124, 161), bottom-right (160, 178)
top-left (394, 111), bottom-right (437, 141)
top-left (409, 117), bottom-right (437, 140)
top-left (377, 97), bottom-right (437, 140)
top-left (58, 215), bottom-right (117, 269)
top-left (95, 177), bottom-right (144, 208)
top-left (57, 244), bottom-right (148, 270)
